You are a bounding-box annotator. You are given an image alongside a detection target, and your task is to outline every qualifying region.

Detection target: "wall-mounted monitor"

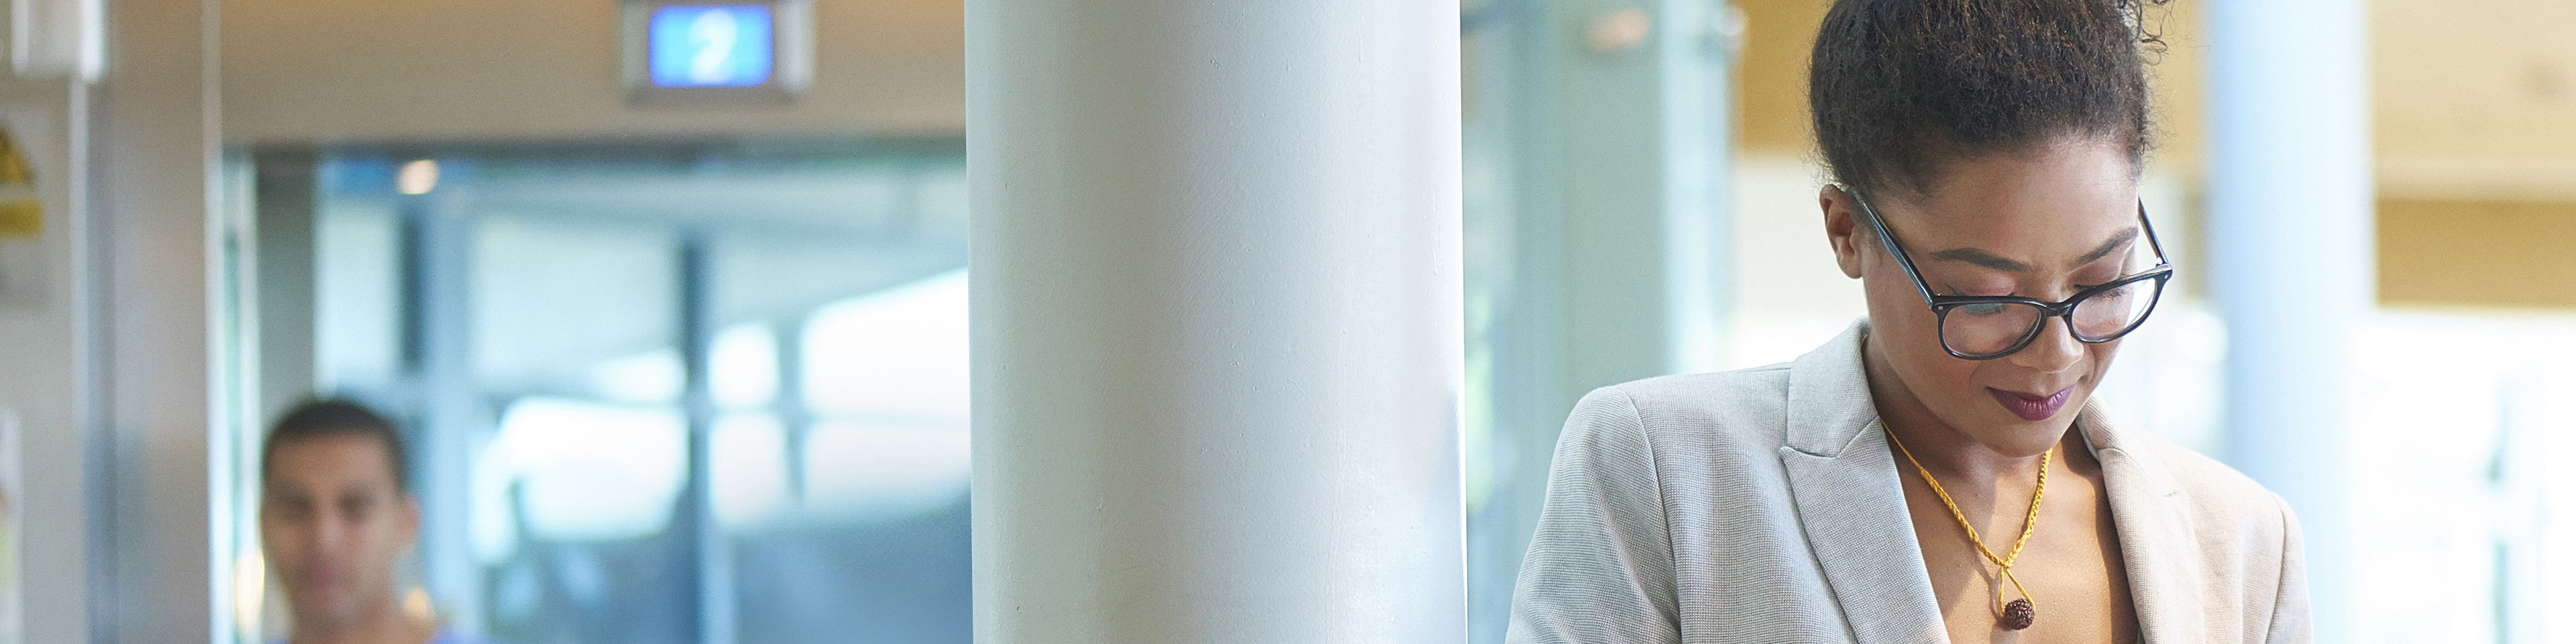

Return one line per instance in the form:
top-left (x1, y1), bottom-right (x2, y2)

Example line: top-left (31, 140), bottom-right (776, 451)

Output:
top-left (623, 0), bottom-right (813, 104)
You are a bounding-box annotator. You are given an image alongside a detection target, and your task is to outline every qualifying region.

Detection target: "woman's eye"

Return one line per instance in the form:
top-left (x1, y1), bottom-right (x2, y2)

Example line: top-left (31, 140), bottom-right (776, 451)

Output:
top-left (2078, 262), bottom-right (2137, 286)
top-left (1956, 303), bottom-right (2011, 317)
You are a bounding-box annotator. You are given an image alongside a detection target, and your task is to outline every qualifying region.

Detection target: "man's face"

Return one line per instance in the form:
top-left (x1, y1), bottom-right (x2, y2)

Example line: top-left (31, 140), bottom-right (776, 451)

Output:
top-left (260, 433), bottom-right (419, 628)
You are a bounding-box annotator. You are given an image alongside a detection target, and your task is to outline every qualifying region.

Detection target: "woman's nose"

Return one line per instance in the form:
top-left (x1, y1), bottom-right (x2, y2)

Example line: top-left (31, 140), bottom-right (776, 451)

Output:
top-left (2008, 315), bottom-right (2086, 374)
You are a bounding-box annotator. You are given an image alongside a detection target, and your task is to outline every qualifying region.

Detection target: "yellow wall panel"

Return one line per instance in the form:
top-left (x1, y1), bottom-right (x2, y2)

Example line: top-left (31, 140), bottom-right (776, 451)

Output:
top-left (222, 0), bottom-right (965, 142)
top-left (1733, 0), bottom-right (1827, 155)
top-left (2379, 199), bottom-right (2576, 309)
top-left (2373, 0), bottom-right (2576, 201)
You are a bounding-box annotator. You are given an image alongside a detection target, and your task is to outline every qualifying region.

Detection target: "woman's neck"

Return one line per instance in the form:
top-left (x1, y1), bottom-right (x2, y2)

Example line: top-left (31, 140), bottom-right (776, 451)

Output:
top-left (1860, 332), bottom-right (2055, 484)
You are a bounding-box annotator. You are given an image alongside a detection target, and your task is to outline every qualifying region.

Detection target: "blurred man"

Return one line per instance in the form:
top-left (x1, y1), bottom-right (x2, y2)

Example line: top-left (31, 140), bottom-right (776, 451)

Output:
top-left (261, 400), bottom-right (460, 644)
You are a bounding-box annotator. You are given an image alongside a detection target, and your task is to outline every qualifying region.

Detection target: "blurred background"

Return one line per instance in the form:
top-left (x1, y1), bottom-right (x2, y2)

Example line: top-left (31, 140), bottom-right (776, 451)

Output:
top-left (0, 0), bottom-right (2571, 643)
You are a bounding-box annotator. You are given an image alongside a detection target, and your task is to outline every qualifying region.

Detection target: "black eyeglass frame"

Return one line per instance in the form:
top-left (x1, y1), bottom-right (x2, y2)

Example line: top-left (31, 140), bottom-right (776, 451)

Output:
top-left (1844, 186), bottom-right (2176, 360)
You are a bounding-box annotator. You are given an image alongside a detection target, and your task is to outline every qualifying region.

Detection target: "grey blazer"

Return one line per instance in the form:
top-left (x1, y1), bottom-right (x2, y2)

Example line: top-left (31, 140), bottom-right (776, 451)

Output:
top-left (1506, 321), bottom-right (2310, 644)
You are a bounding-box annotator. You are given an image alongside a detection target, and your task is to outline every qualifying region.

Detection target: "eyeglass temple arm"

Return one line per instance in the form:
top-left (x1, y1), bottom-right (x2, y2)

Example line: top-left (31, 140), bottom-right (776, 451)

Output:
top-left (1844, 187), bottom-right (1942, 306)
top-left (2136, 201), bottom-right (2170, 265)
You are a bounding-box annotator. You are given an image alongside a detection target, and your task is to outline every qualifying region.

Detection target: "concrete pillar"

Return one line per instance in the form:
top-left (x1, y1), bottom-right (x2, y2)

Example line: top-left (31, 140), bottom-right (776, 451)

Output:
top-left (967, 0), bottom-right (1466, 641)
top-left (2207, 0), bottom-right (2372, 640)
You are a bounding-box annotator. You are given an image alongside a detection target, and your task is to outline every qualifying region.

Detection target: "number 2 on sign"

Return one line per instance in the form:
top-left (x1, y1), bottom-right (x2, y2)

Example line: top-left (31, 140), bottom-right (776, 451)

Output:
top-left (688, 9), bottom-right (739, 85)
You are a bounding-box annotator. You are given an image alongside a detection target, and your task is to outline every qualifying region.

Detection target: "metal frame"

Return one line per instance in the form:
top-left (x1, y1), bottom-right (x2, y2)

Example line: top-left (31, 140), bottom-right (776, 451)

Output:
top-left (674, 231), bottom-right (736, 644)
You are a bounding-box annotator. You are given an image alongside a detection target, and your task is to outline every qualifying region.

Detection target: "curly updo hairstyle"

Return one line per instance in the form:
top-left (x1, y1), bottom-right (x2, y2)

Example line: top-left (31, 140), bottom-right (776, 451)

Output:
top-left (1810, 0), bottom-right (2161, 199)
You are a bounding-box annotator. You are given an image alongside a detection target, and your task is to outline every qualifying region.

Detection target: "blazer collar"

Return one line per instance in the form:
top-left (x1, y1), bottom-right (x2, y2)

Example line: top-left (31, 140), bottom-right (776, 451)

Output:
top-left (2078, 404), bottom-right (2205, 644)
top-left (1778, 321), bottom-right (1949, 644)
top-left (1784, 320), bottom-right (1886, 458)
top-left (1778, 321), bottom-right (2204, 644)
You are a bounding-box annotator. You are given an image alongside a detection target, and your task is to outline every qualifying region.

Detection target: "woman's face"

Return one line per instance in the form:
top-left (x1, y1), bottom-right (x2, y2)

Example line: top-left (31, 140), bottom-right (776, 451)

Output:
top-left (1823, 138), bottom-right (2147, 455)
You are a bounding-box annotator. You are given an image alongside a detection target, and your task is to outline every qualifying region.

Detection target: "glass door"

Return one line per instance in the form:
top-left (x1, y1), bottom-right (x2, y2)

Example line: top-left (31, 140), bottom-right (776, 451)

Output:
top-left (231, 139), bottom-right (971, 644)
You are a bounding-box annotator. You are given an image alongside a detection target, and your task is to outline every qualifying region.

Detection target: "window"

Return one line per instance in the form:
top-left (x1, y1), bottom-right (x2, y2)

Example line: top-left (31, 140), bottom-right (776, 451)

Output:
top-left (232, 140), bottom-right (971, 644)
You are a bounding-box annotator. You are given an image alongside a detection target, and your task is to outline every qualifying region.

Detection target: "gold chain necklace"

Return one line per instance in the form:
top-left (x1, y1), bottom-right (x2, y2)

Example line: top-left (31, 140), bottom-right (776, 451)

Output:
top-left (1884, 426), bottom-right (2051, 631)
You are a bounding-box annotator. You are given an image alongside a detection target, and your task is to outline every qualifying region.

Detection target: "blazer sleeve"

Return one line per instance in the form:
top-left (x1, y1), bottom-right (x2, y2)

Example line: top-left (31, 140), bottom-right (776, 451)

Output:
top-left (2264, 494), bottom-right (2313, 644)
top-left (1505, 386), bottom-right (1681, 644)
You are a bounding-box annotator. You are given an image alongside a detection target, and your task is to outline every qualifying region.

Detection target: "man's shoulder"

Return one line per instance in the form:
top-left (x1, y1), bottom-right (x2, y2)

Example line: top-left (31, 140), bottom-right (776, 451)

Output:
top-left (428, 627), bottom-right (506, 644)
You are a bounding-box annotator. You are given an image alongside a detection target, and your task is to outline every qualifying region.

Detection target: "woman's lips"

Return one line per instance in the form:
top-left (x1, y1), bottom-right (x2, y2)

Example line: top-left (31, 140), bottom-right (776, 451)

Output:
top-left (1988, 386), bottom-right (2074, 422)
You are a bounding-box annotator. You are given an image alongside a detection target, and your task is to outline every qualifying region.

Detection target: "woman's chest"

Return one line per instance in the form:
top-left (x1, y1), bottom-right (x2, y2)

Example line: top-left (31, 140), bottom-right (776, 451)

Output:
top-left (1904, 466), bottom-right (2142, 644)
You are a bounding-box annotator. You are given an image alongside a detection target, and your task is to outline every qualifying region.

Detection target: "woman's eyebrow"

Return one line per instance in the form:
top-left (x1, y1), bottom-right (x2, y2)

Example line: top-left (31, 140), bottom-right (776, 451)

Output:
top-left (1928, 248), bottom-right (2031, 272)
top-left (2075, 227), bottom-right (2141, 266)
top-left (1928, 227), bottom-right (2142, 273)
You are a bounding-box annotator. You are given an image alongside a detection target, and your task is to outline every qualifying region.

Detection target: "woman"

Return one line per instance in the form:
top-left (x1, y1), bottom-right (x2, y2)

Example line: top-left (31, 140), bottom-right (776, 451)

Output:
top-left (1504, 1), bottom-right (2309, 643)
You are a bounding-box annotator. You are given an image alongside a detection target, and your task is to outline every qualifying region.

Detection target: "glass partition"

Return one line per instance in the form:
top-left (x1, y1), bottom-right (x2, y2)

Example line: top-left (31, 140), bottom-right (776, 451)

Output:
top-left (235, 140), bottom-right (970, 644)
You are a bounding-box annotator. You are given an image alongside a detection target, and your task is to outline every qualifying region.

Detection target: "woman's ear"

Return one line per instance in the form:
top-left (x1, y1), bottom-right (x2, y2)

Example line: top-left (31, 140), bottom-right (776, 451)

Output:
top-left (1821, 185), bottom-right (1867, 279)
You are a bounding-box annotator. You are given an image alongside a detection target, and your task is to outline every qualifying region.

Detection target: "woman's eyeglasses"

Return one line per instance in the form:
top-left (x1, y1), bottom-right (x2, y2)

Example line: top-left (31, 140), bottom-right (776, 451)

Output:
top-left (1845, 188), bottom-right (2174, 361)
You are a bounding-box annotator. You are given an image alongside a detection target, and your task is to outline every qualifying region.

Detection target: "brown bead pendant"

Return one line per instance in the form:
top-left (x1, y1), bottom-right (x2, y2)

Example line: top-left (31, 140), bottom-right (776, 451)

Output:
top-left (2000, 599), bottom-right (2037, 631)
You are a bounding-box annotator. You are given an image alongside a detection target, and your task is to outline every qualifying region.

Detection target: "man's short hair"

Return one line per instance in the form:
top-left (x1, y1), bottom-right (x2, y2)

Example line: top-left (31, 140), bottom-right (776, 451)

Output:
top-left (262, 399), bottom-right (411, 494)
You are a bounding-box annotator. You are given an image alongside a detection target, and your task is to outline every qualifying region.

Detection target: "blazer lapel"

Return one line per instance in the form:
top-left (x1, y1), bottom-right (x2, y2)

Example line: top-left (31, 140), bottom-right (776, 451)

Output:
top-left (1778, 323), bottom-right (1949, 644)
top-left (2080, 403), bottom-right (2207, 644)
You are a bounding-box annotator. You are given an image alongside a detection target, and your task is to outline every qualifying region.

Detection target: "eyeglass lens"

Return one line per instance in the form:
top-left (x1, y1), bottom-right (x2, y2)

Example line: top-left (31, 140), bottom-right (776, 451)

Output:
top-left (1942, 303), bottom-right (2047, 357)
top-left (1939, 277), bottom-right (2164, 358)
top-left (2069, 278), bottom-right (2159, 339)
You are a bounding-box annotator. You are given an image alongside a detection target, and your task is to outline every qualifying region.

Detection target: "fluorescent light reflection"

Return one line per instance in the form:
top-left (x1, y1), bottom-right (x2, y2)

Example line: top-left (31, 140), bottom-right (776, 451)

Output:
top-left (712, 324), bottom-right (779, 409)
top-left (802, 268), bottom-right (968, 423)
top-left (590, 350), bottom-right (682, 404)
top-left (476, 398), bottom-right (688, 547)
top-left (794, 269), bottom-right (971, 522)
top-left (712, 413), bottom-right (791, 527)
top-left (801, 419), bottom-right (970, 522)
top-left (396, 159), bottom-right (439, 195)
top-left (474, 269), bottom-right (970, 555)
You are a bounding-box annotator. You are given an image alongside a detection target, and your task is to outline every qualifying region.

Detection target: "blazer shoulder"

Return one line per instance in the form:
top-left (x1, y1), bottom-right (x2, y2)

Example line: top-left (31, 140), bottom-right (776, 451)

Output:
top-left (2099, 426), bottom-right (2312, 641)
top-left (1572, 364), bottom-right (1797, 450)
top-left (2118, 429), bottom-right (2296, 530)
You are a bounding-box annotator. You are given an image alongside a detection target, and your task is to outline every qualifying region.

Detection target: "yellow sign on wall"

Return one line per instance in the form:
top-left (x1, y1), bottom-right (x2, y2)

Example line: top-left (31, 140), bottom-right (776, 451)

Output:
top-left (0, 125), bottom-right (40, 238)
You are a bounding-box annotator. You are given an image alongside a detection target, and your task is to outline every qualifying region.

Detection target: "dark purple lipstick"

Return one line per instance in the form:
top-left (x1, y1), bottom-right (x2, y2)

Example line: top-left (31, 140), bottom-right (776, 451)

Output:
top-left (1988, 386), bottom-right (2073, 422)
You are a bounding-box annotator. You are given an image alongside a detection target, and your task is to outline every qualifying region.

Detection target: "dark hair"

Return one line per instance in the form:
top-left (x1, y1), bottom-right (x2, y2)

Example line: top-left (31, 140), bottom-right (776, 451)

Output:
top-left (1809, 0), bottom-right (2161, 199)
top-left (262, 399), bottom-right (411, 494)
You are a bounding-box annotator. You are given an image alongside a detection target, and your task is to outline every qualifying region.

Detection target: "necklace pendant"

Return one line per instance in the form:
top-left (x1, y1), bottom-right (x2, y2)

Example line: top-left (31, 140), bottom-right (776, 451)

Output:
top-left (2000, 598), bottom-right (2036, 631)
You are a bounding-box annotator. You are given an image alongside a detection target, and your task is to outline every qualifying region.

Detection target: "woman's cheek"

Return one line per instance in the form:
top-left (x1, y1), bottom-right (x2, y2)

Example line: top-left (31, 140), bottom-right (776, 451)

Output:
top-left (2085, 339), bottom-right (2121, 380)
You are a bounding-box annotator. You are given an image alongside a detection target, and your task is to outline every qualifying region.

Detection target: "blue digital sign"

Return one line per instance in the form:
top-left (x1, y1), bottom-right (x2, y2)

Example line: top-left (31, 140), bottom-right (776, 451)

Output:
top-left (647, 5), bottom-right (775, 88)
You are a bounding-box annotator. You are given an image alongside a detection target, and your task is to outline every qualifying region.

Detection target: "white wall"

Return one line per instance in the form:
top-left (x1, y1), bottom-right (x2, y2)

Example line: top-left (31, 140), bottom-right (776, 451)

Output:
top-left (0, 76), bottom-right (93, 644)
top-left (1721, 155), bottom-right (1861, 369)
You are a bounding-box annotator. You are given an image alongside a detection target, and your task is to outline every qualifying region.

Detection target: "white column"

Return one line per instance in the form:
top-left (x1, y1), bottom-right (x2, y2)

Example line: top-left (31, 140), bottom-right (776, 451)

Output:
top-left (87, 0), bottom-right (221, 639)
top-left (967, 0), bottom-right (1466, 641)
top-left (2207, 0), bottom-right (2371, 640)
